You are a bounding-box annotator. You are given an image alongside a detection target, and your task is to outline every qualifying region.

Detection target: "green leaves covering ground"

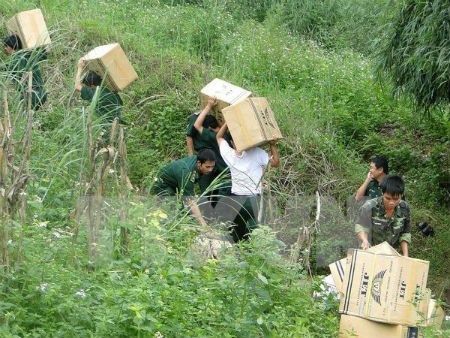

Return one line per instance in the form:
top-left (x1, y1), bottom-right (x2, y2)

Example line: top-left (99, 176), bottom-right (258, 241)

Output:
top-left (0, 0), bottom-right (449, 336)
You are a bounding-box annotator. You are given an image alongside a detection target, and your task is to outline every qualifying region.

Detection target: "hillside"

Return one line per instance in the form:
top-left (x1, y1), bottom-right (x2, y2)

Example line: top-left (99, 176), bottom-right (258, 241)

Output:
top-left (0, 0), bottom-right (449, 336)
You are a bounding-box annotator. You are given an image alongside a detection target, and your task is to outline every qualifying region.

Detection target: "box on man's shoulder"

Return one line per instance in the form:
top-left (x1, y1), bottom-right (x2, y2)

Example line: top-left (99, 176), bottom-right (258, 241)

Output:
top-left (6, 8), bottom-right (51, 49)
top-left (222, 97), bottom-right (283, 152)
top-left (82, 43), bottom-right (138, 92)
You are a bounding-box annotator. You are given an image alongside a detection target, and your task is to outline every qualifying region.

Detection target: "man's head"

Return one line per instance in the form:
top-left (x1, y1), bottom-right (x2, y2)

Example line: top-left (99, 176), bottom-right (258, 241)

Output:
top-left (369, 155), bottom-right (389, 180)
top-left (380, 175), bottom-right (404, 210)
top-left (82, 71), bottom-right (102, 87)
top-left (196, 148), bottom-right (216, 175)
top-left (3, 34), bottom-right (22, 55)
top-left (203, 115), bottom-right (219, 131)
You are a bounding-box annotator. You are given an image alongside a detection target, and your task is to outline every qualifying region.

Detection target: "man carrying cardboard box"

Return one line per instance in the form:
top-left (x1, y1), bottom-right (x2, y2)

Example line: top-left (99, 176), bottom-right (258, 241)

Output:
top-left (216, 123), bottom-right (279, 241)
top-left (355, 175), bottom-right (411, 256)
top-left (2, 34), bottom-right (47, 110)
top-left (75, 58), bottom-right (126, 125)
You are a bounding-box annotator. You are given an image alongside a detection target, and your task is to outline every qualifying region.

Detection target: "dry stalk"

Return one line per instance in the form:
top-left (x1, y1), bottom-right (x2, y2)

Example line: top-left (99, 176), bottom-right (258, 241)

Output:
top-left (78, 112), bottom-right (132, 265)
top-left (290, 191), bottom-right (321, 276)
top-left (0, 73), bottom-right (34, 268)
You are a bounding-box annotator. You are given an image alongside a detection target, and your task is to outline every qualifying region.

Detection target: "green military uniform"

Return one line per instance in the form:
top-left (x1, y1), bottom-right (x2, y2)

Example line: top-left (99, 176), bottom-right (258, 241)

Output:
top-left (186, 112), bottom-right (210, 152)
top-left (151, 156), bottom-right (214, 196)
top-left (365, 179), bottom-right (382, 199)
top-left (4, 49), bottom-right (47, 110)
top-left (80, 86), bottom-right (125, 124)
top-left (355, 196), bottom-right (411, 250)
top-left (186, 113), bottom-right (231, 195)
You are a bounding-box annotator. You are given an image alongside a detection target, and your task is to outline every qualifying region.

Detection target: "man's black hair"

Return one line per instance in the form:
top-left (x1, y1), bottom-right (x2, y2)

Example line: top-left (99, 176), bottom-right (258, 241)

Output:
top-left (3, 34), bottom-right (22, 50)
top-left (82, 71), bottom-right (102, 86)
top-left (203, 115), bottom-right (219, 129)
top-left (380, 175), bottom-right (404, 197)
top-left (197, 148), bottom-right (216, 164)
top-left (371, 155), bottom-right (389, 174)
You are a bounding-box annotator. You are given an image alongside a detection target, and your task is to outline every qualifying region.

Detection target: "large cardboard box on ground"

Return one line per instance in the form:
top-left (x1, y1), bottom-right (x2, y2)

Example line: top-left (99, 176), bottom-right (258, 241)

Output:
top-left (339, 299), bottom-right (445, 338)
top-left (6, 9), bottom-right (51, 49)
top-left (329, 242), bottom-right (401, 293)
top-left (339, 249), bottom-right (429, 326)
top-left (339, 315), bottom-right (419, 338)
top-left (200, 78), bottom-right (252, 113)
top-left (425, 298), bottom-right (445, 327)
top-left (222, 97), bottom-right (283, 152)
top-left (83, 43), bottom-right (138, 92)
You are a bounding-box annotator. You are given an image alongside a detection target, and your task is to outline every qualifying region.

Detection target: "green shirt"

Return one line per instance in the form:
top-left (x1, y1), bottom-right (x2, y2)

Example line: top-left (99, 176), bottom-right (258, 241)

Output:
top-left (186, 112), bottom-right (229, 171)
top-left (186, 112), bottom-right (210, 152)
top-left (80, 86), bottom-right (124, 123)
top-left (365, 179), bottom-right (382, 198)
top-left (4, 49), bottom-right (47, 109)
top-left (355, 196), bottom-right (411, 250)
top-left (151, 156), bottom-right (214, 196)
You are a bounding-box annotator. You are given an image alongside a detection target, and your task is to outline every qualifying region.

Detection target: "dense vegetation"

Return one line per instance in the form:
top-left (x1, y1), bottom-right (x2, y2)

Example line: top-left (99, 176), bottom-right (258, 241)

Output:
top-left (0, 0), bottom-right (449, 336)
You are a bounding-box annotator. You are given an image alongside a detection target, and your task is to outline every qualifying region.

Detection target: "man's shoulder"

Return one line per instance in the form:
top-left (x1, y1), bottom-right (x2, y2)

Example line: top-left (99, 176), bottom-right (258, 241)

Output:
top-left (245, 146), bottom-right (267, 155)
top-left (80, 86), bottom-right (95, 100)
top-left (398, 200), bottom-right (411, 214)
top-left (361, 197), bottom-right (381, 210)
top-left (177, 156), bottom-right (197, 168)
top-left (200, 127), bottom-right (216, 140)
top-left (164, 156), bottom-right (196, 174)
top-left (188, 112), bottom-right (200, 122)
top-left (246, 146), bottom-right (269, 163)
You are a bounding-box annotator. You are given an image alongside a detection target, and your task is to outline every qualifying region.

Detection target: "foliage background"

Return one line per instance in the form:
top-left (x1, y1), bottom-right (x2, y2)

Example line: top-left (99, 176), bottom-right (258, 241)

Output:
top-left (0, 0), bottom-right (449, 336)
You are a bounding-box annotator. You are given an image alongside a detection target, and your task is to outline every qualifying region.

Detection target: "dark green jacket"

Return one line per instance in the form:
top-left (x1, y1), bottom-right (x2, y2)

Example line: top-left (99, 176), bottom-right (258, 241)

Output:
top-left (186, 113), bottom-right (228, 171)
top-left (364, 179), bottom-right (382, 199)
top-left (4, 48), bottom-right (47, 110)
top-left (80, 86), bottom-right (125, 124)
top-left (151, 156), bottom-right (214, 196)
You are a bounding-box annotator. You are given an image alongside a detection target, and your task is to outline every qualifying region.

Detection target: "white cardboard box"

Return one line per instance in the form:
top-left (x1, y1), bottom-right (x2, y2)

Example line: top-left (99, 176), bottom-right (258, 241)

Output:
top-left (200, 78), bottom-right (252, 113)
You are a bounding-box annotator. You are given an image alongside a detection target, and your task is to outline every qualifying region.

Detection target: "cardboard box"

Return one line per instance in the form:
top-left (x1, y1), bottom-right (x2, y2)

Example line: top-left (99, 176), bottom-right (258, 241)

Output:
top-left (6, 9), bottom-right (51, 49)
top-left (222, 97), bottom-right (283, 152)
top-left (425, 299), bottom-right (445, 328)
top-left (83, 43), bottom-right (138, 92)
top-left (339, 249), bottom-right (429, 326)
top-left (329, 242), bottom-right (401, 293)
top-left (200, 78), bottom-right (252, 113)
top-left (339, 315), bottom-right (419, 338)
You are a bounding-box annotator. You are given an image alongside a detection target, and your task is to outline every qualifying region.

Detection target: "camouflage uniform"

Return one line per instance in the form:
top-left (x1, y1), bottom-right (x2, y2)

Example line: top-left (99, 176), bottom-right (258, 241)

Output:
top-left (355, 196), bottom-right (411, 250)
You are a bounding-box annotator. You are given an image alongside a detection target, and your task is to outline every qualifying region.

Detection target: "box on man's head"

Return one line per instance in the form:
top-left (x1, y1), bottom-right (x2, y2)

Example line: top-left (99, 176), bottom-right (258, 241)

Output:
top-left (83, 43), bottom-right (138, 92)
top-left (7, 8), bottom-right (51, 49)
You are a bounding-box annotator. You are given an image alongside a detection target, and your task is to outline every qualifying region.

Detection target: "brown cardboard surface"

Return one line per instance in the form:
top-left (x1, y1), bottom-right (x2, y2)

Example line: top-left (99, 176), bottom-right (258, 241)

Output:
top-left (222, 97), bottom-right (283, 152)
top-left (339, 249), bottom-right (429, 326)
top-left (6, 9), bottom-right (51, 49)
top-left (425, 299), bottom-right (445, 328)
top-left (200, 78), bottom-right (252, 113)
top-left (329, 242), bottom-right (401, 293)
top-left (339, 315), bottom-right (418, 338)
top-left (83, 43), bottom-right (138, 92)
